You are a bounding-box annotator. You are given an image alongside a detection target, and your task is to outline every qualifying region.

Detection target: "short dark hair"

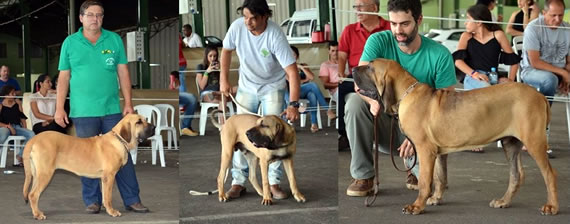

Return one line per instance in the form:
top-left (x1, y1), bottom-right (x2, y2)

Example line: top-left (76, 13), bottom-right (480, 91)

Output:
top-left (387, 0), bottom-right (422, 22)
top-left (80, 0), bottom-right (104, 15)
top-left (170, 71), bottom-right (180, 80)
top-left (328, 41), bottom-right (338, 49)
top-left (545, 0), bottom-right (565, 10)
top-left (237, 0), bottom-right (272, 17)
top-left (183, 24), bottom-right (192, 30)
top-left (0, 85), bottom-right (15, 96)
top-left (467, 4), bottom-right (502, 31)
top-left (290, 45), bottom-right (299, 57)
top-left (476, 0), bottom-right (496, 6)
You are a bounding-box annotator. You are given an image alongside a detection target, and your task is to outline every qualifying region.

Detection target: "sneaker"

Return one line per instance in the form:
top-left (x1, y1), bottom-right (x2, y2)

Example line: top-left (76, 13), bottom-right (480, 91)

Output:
top-left (181, 128), bottom-right (198, 136)
top-left (85, 203), bottom-right (101, 214)
top-left (126, 202), bottom-right (149, 213)
top-left (406, 171), bottom-right (419, 190)
top-left (270, 184), bottom-right (288, 200)
top-left (346, 177), bottom-right (374, 197)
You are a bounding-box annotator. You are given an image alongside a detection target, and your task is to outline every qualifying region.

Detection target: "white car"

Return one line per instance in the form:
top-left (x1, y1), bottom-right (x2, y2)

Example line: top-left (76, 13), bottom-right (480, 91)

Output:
top-left (425, 28), bottom-right (509, 73)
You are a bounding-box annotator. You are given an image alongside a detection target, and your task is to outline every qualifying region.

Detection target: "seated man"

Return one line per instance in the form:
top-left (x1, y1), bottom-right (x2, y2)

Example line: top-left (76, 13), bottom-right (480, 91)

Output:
top-left (319, 41), bottom-right (344, 120)
top-left (520, 0), bottom-right (570, 158)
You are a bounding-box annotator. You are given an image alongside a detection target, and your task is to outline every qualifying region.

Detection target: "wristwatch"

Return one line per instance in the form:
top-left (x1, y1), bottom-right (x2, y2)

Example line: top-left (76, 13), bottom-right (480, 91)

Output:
top-left (289, 101), bottom-right (300, 108)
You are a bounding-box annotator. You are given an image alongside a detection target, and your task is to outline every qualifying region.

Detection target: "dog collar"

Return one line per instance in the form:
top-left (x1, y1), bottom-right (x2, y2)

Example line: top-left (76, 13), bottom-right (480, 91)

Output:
top-left (111, 131), bottom-right (130, 154)
top-left (393, 82), bottom-right (419, 118)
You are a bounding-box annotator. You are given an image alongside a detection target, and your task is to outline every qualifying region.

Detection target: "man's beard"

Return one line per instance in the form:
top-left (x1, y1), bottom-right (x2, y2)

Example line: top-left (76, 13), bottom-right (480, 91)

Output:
top-left (395, 25), bottom-right (419, 46)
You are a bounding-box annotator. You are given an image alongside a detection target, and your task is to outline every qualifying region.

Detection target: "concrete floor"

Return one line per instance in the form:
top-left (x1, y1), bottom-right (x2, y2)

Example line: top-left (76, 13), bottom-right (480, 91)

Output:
top-left (1, 150), bottom-right (180, 224)
top-left (179, 112), bottom-right (339, 224)
top-left (338, 102), bottom-right (570, 224)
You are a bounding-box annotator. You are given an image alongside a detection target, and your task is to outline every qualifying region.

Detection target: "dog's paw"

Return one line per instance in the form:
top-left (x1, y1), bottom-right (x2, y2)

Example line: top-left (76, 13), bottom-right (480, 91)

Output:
top-left (489, 199), bottom-right (510, 208)
top-left (33, 212), bottom-right (46, 220)
top-left (426, 196), bottom-right (442, 206)
top-left (540, 204), bottom-right (558, 215)
top-left (219, 195), bottom-right (229, 202)
top-left (107, 209), bottom-right (122, 217)
top-left (261, 198), bottom-right (273, 206)
top-left (402, 204), bottom-right (424, 215)
top-left (294, 193), bottom-right (306, 203)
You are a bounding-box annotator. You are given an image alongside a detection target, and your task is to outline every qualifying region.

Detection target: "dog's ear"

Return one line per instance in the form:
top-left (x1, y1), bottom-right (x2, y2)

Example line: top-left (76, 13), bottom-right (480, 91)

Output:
top-left (120, 123), bottom-right (132, 143)
top-left (376, 62), bottom-right (396, 115)
top-left (272, 121), bottom-right (283, 144)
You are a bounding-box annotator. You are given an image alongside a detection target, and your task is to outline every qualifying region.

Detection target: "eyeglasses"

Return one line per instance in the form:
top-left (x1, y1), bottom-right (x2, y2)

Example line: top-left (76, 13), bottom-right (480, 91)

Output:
top-left (352, 3), bottom-right (373, 10)
top-left (83, 13), bottom-right (104, 19)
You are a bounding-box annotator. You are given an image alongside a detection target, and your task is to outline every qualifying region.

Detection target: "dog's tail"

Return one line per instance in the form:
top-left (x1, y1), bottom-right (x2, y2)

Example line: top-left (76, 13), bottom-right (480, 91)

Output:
top-left (209, 109), bottom-right (224, 130)
top-left (22, 141), bottom-right (33, 204)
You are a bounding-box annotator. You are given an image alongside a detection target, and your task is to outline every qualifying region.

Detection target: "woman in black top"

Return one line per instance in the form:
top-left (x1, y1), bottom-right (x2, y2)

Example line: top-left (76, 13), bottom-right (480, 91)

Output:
top-left (506, 0), bottom-right (539, 39)
top-left (0, 85), bottom-right (35, 166)
top-left (453, 4), bottom-right (521, 91)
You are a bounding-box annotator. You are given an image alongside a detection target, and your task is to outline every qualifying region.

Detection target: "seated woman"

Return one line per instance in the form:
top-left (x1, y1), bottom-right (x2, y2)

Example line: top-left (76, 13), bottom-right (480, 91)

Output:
top-left (453, 4), bottom-right (521, 90)
top-left (30, 74), bottom-right (67, 134)
top-left (170, 71), bottom-right (198, 136)
top-left (196, 46), bottom-right (237, 121)
top-left (286, 46), bottom-right (329, 133)
top-left (0, 85), bottom-right (35, 166)
top-left (506, 0), bottom-right (539, 48)
top-left (453, 4), bottom-right (521, 152)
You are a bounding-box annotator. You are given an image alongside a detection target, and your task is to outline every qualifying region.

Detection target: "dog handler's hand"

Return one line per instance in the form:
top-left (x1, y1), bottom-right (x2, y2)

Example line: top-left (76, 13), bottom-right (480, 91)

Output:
top-left (220, 80), bottom-right (230, 97)
top-left (285, 106), bottom-right (299, 122)
top-left (398, 138), bottom-right (415, 158)
top-left (54, 109), bottom-right (69, 128)
top-left (123, 106), bottom-right (135, 116)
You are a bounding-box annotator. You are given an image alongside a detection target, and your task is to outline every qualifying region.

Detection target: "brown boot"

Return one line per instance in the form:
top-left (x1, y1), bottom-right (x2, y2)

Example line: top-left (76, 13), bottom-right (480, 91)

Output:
top-left (85, 203), bottom-right (101, 214)
top-left (346, 177), bottom-right (374, 197)
top-left (126, 202), bottom-right (149, 213)
top-left (406, 171), bottom-right (419, 190)
top-left (270, 184), bottom-right (288, 200)
top-left (226, 185), bottom-right (246, 199)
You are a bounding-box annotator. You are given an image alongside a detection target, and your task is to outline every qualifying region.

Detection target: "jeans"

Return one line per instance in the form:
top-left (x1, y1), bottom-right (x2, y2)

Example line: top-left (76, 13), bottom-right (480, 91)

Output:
top-left (345, 93), bottom-right (420, 179)
top-left (521, 67), bottom-right (558, 105)
top-left (463, 70), bottom-right (492, 90)
top-left (0, 124), bottom-right (35, 157)
top-left (179, 92), bottom-right (197, 129)
top-left (71, 113), bottom-right (141, 208)
top-left (338, 77), bottom-right (355, 135)
top-left (285, 82), bottom-right (329, 125)
top-left (179, 65), bottom-right (187, 93)
top-left (231, 88), bottom-right (284, 186)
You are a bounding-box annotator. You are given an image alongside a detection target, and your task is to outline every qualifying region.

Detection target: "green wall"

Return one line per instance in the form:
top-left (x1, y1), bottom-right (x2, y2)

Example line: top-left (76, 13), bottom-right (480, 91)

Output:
top-left (0, 33), bottom-right (48, 92)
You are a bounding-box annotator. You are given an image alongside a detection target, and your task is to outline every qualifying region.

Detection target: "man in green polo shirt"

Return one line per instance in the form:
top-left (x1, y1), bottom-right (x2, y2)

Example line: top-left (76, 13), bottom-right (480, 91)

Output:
top-left (344, 0), bottom-right (457, 197)
top-left (54, 0), bottom-right (148, 214)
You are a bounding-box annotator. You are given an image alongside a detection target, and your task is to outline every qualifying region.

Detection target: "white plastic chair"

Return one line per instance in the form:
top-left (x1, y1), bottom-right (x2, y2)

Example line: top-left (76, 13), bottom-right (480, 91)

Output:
top-left (133, 105), bottom-right (165, 167)
top-left (195, 78), bottom-right (235, 136)
top-left (327, 97), bottom-right (338, 129)
top-left (512, 36), bottom-right (524, 82)
top-left (299, 99), bottom-right (322, 129)
top-left (0, 136), bottom-right (26, 168)
top-left (154, 104), bottom-right (178, 150)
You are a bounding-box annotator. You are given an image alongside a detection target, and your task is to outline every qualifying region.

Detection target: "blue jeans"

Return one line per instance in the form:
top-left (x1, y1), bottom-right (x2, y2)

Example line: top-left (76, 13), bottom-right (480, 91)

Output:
top-left (521, 67), bottom-right (558, 105)
top-left (71, 113), bottom-right (141, 208)
top-left (0, 124), bottom-right (35, 157)
top-left (179, 92), bottom-right (197, 129)
top-left (463, 70), bottom-right (492, 90)
top-left (285, 82), bottom-right (329, 125)
top-left (179, 65), bottom-right (187, 93)
top-left (232, 88), bottom-right (284, 185)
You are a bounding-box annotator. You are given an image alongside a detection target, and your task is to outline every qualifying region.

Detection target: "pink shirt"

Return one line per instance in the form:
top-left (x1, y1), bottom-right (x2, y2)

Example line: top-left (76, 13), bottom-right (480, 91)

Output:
top-left (319, 61), bottom-right (342, 95)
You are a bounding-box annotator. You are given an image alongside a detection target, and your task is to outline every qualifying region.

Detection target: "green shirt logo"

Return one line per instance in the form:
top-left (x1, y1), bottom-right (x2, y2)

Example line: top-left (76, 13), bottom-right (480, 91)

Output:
top-left (105, 58), bottom-right (115, 66)
top-left (260, 48), bottom-right (270, 57)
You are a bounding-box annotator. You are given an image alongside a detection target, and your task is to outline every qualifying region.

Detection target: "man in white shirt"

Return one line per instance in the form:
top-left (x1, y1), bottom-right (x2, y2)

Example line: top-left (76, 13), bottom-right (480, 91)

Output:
top-left (182, 24), bottom-right (203, 48)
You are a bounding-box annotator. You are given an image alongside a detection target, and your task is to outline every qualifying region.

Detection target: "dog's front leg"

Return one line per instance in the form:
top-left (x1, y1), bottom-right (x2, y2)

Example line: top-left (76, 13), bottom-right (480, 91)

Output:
top-left (259, 159), bottom-right (272, 205)
top-left (102, 172), bottom-right (121, 217)
top-left (282, 158), bottom-right (305, 203)
top-left (403, 144), bottom-right (437, 215)
top-left (427, 154), bottom-right (448, 206)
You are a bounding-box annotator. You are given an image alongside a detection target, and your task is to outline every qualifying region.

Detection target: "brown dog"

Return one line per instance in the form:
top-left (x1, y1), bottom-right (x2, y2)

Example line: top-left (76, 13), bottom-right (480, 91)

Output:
top-left (22, 114), bottom-right (155, 220)
top-left (213, 113), bottom-right (306, 205)
top-left (353, 58), bottom-right (557, 215)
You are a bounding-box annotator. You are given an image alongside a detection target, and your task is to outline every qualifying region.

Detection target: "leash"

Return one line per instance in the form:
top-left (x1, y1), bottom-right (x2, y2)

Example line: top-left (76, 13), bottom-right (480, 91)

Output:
top-left (365, 115), bottom-right (380, 207)
top-left (389, 116), bottom-right (416, 173)
top-left (111, 131), bottom-right (131, 154)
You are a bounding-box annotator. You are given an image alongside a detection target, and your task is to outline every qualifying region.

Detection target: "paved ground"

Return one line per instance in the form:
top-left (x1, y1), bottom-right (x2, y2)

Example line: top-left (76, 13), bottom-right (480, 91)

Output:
top-left (179, 112), bottom-right (339, 224)
top-left (338, 102), bottom-right (570, 224)
top-left (1, 150), bottom-right (179, 224)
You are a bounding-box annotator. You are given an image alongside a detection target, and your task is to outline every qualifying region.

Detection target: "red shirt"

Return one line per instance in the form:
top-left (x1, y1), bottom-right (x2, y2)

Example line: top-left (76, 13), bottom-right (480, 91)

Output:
top-left (338, 16), bottom-right (390, 73)
top-left (179, 35), bottom-right (187, 67)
